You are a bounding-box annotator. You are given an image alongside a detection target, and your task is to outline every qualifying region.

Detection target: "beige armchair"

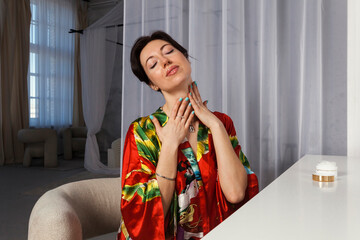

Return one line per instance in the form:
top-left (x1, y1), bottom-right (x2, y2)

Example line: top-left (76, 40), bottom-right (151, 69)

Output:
top-left (28, 177), bottom-right (121, 240)
top-left (18, 128), bottom-right (58, 167)
top-left (62, 127), bottom-right (87, 160)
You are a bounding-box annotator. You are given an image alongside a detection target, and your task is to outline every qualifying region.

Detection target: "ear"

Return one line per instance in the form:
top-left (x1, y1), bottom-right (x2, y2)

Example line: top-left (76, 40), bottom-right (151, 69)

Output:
top-left (149, 82), bottom-right (160, 91)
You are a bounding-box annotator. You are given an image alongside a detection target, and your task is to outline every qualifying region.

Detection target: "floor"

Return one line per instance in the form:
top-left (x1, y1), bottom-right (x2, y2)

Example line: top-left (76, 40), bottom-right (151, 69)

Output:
top-left (0, 156), bottom-right (120, 240)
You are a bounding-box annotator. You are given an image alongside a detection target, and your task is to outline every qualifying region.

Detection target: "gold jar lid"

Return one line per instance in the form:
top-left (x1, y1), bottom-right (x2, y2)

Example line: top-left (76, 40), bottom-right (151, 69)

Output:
top-left (312, 174), bottom-right (335, 182)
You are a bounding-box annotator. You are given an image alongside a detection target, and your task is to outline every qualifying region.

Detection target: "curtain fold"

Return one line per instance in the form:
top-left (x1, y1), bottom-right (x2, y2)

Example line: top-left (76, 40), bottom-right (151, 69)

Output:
top-left (72, 0), bottom-right (88, 127)
top-left (0, 0), bottom-right (31, 165)
top-left (122, 0), bottom-right (347, 189)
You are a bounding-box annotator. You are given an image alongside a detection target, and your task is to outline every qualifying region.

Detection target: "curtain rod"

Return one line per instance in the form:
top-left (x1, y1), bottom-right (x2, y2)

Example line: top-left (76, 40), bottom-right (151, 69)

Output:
top-left (68, 24), bottom-right (123, 34)
top-left (68, 30), bottom-right (123, 45)
top-left (106, 39), bottom-right (123, 46)
top-left (69, 29), bottom-right (83, 34)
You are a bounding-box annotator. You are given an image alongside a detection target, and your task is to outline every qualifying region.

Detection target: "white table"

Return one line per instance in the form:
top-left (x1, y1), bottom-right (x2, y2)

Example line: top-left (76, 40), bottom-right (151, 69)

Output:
top-left (203, 155), bottom-right (360, 240)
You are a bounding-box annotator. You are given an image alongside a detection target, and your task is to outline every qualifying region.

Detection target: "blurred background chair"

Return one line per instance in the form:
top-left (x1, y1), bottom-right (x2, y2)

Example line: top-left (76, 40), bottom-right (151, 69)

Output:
top-left (107, 138), bottom-right (121, 168)
top-left (61, 127), bottom-right (87, 160)
top-left (18, 128), bottom-right (58, 167)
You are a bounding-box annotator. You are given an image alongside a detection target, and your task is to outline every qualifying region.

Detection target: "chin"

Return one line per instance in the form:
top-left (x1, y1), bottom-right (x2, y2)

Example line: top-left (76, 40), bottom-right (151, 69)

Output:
top-left (163, 78), bottom-right (188, 93)
top-left (175, 75), bottom-right (191, 88)
top-left (169, 71), bottom-right (187, 84)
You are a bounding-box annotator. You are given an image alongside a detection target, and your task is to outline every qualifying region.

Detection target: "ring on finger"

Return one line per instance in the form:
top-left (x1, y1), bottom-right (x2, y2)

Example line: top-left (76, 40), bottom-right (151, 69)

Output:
top-left (176, 115), bottom-right (184, 119)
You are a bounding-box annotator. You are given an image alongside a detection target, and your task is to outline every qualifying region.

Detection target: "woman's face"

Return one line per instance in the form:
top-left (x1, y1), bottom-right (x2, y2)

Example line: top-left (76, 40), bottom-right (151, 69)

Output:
top-left (140, 39), bottom-right (191, 93)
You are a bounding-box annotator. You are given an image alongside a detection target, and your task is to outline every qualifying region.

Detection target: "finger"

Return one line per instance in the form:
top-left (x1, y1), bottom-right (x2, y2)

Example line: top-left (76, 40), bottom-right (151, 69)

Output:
top-left (176, 97), bottom-right (190, 120)
top-left (185, 110), bottom-right (196, 128)
top-left (170, 97), bottom-right (183, 120)
top-left (182, 101), bottom-right (193, 121)
top-left (188, 91), bottom-right (198, 111)
top-left (192, 81), bottom-right (203, 103)
top-left (189, 82), bottom-right (199, 103)
top-left (189, 83), bottom-right (201, 107)
top-left (149, 115), bottom-right (161, 133)
top-left (188, 90), bottom-right (201, 111)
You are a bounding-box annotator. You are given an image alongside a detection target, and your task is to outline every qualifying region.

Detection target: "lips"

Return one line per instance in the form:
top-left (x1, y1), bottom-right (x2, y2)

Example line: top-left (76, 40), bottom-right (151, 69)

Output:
top-left (166, 65), bottom-right (179, 77)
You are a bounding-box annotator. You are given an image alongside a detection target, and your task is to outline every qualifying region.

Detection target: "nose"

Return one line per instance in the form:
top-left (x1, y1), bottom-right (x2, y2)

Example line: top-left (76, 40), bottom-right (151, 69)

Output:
top-left (159, 56), bottom-right (172, 68)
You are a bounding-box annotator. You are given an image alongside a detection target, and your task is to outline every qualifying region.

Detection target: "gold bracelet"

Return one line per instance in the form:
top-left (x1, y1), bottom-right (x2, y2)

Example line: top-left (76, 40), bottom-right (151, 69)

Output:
top-left (156, 172), bottom-right (176, 181)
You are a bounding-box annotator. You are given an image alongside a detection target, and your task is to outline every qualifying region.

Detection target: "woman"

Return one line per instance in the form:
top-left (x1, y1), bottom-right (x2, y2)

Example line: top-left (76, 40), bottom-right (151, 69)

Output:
top-left (118, 31), bottom-right (258, 240)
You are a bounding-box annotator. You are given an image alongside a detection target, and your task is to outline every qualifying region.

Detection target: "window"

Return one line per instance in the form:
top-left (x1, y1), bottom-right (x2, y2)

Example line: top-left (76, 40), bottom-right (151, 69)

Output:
top-left (28, 0), bottom-right (75, 128)
top-left (29, 3), bottom-right (39, 119)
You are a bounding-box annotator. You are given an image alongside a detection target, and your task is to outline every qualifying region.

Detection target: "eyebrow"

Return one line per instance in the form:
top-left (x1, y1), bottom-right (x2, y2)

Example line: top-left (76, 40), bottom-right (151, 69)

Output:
top-left (145, 43), bottom-right (171, 65)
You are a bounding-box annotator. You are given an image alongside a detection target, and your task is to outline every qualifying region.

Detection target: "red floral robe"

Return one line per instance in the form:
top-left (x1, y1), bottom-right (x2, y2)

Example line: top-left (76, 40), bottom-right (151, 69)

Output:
top-left (118, 108), bottom-right (258, 240)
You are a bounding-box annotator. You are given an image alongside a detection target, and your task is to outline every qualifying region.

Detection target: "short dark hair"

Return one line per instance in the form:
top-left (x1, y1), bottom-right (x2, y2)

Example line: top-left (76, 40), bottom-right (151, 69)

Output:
top-left (130, 31), bottom-right (188, 91)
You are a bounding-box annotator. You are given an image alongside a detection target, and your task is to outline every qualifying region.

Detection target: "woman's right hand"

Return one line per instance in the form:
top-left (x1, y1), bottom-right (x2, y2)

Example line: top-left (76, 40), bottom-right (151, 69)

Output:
top-left (150, 97), bottom-right (194, 147)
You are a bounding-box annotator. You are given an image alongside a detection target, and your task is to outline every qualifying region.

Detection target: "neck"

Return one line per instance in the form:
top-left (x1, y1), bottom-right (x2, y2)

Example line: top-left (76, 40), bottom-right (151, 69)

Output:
top-left (161, 89), bottom-right (189, 116)
top-left (159, 74), bottom-right (194, 115)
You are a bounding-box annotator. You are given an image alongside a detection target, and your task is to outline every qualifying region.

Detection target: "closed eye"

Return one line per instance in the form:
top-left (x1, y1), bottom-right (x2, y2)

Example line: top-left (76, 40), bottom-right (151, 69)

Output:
top-left (166, 49), bottom-right (174, 54)
top-left (150, 62), bottom-right (157, 69)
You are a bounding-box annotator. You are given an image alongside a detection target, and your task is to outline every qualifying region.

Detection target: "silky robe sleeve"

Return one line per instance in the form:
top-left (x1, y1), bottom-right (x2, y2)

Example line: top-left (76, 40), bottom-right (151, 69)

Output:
top-left (120, 122), bottom-right (166, 240)
top-left (214, 112), bottom-right (259, 209)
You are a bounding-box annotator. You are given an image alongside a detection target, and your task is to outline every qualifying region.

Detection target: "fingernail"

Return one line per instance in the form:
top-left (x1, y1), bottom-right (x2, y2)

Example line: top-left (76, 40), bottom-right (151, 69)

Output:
top-left (190, 92), bottom-right (192, 96)
top-left (192, 111), bottom-right (195, 114)
top-left (190, 84), bottom-right (193, 89)
top-left (185, 97), bottom-right (189, 101)
top-left (205, 100), bottom-right (208, 104)
top-left (149, 115), bottom-right (154, 120)
top-left (194, 81), bottom-right (197, 86)
top-left (179, 97), bottom-right (183, 101)
top-left (189, 103), bottom-right (192, 107)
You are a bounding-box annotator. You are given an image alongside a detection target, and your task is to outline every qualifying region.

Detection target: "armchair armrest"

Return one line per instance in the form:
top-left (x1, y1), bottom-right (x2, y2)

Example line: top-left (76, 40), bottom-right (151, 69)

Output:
top-left (28, 177), bottom-right (121, 240)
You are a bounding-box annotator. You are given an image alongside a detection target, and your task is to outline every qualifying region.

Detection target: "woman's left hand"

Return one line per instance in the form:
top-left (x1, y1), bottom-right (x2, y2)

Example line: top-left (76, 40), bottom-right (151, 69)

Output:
top-left (188, 81), bottom-right (221, 129)
top-left (189, 81), bottom-right (247, 203)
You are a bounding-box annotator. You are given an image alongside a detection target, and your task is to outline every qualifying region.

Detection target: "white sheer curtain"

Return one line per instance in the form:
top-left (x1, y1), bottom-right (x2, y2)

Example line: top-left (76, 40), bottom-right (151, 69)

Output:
top-left (122, 0), bottom-right (347, 189)
top-left (28, 0), bottom-right (75, 128)
top-left (80, 3), bottom-right (123, 174)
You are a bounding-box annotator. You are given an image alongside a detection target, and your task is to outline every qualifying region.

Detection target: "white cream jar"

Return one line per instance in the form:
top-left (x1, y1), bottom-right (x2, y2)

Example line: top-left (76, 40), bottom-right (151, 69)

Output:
top-left (312, 161), bottom-right (337, 182)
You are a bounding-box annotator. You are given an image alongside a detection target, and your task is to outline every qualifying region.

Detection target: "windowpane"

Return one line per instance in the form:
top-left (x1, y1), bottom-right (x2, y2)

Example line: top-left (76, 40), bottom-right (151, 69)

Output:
top-left (30, 23), bottom-right (35, 43)
top-left (30, 3), bottom-right (36, 21)
top-left (29, 75), bottom-right (37, 97)
top-left (29, 52), bottom-right (37, 73)
top-left (30, 98), bottom-right (38, 119)
top-left (30, 23), bottom-right (37, 44)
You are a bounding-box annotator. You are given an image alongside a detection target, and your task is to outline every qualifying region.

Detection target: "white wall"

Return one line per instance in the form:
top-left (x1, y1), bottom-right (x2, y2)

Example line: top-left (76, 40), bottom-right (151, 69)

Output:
top-left (348, 0), bottom-right (360, 157)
